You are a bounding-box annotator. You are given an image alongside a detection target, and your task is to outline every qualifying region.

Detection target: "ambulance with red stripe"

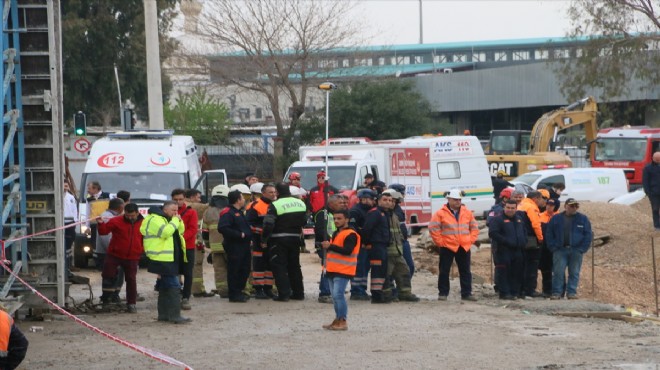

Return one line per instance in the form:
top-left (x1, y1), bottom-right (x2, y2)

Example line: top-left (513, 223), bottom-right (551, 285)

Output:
top-left (285, 136), bottom-right (493, 232)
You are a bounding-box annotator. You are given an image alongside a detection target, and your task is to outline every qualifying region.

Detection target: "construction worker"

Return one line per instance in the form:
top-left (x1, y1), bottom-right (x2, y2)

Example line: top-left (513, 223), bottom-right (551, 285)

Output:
top-left (0, 309), bottom-right (28, 369)
top-left (262, 183), bottom-right (308, 302)
top-left (362, 192), bottom-right (393, 303)
top-left (246, 183), bottom-right (277, 299)
top-left (314, 194), bottom-right (345, 303)
top-left (388, 183), bottom-right (414, 277)
top-left (488, 200), bottom-right (526, 300)
top-left (349, 188), bottom-right (376, 300)
top-left (218, 190), bottom-right (253, 303)
top-left (185, 189), bottom-right (214, 298)
top-left (518, 190), bottom-right (546, 298)
top-left (141, 201), bottom-right (190, 324)
top-left (250, 182), bottom-right (264, 201)
top-left (381, 189), bottom-right (419, 302)
top-left (202, 185), bottom-right (230, 297)
top-left (172, 188), bottom-right (197, 311)
top-left (321, 209), bottom-right (360, 331)
top-left (429, 189), bottom-right (479, 301)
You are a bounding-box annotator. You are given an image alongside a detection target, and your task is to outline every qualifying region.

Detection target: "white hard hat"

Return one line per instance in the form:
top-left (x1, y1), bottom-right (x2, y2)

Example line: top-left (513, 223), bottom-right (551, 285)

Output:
top-left (212, 185), bottom-right (230, 197)
top-left (446, 189), bottom-right (465, 199)
top-left (229, 184), bottom-right (251, 195)
top-left (249, 182), bottom-right (264, 194)
top-left (289, 185), bottom-right (301, 197)
top-left (382, 189), bottom-right (402, 200)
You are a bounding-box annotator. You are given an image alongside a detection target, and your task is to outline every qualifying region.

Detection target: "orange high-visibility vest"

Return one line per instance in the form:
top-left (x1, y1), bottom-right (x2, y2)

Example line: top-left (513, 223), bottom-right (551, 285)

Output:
top-left (0, 311), bottom-right (13, 357)
top-left (326, 228), bottom-right (361, 276)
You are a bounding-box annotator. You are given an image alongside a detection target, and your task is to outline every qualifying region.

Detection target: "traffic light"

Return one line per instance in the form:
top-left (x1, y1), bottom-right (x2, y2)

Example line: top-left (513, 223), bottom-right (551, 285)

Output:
top-left (74, 111), bottom-right (86, 136)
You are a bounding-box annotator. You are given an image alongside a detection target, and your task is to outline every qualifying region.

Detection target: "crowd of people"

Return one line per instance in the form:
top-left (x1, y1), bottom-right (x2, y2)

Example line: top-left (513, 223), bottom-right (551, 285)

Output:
top-left (59, 170), bottom-right (595, 332)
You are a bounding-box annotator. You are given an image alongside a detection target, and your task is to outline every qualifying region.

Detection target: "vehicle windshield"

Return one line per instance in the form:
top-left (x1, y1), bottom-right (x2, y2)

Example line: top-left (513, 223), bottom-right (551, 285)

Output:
top-left (512, 173), bottom-right (541, 186)
top-left (80, 173), bottom-right (186, 201)
top-left (286, 166), bottom-right (356, 191)
top-left (595, 138), bottom-right (647, 161)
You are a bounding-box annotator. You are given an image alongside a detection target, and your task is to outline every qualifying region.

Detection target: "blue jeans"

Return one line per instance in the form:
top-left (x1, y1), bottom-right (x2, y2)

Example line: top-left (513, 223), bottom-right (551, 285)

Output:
top-left (160, 274), bottom-right (182, 290)
top-left (552, 248), bottom-right (584, 296)
top-left (328, 276), bottom-right (350, 319)
top-left (317, 249), bottom-right (331, 296)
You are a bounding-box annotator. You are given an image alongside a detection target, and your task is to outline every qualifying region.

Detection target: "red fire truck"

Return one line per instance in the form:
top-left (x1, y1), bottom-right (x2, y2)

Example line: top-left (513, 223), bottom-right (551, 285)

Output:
top-left (591, 126), bottom-right (660, 189)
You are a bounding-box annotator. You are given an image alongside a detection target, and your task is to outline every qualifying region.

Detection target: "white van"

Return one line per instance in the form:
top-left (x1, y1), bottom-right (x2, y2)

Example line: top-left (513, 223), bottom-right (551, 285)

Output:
top-left (75, 130), bottom-right (227, 267)
top-left (511, 168), bottom-right (629, 203)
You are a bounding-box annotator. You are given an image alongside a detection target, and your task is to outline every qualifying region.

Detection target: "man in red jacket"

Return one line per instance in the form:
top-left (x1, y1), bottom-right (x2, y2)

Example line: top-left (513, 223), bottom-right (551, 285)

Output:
top-left (97, 203), bottom-right (144, 313)
top-left (172, 188), bottom-right (198, 311)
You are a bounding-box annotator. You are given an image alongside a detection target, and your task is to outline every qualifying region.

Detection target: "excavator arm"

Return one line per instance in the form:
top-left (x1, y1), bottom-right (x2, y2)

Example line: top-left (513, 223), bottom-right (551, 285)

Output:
top-left (529, 96), bottom-right (598, 157)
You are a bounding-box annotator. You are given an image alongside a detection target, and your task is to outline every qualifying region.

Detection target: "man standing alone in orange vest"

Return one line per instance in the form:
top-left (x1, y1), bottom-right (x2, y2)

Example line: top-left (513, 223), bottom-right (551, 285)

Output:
top-left (429, 189), bottom-right (479, 301)
top-left (321, 209), bottom-right (360, 331)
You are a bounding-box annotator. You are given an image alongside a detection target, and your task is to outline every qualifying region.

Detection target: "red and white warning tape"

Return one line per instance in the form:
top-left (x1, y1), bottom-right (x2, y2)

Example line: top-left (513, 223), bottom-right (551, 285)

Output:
top-left (0, 220), bottom-right (195, 370)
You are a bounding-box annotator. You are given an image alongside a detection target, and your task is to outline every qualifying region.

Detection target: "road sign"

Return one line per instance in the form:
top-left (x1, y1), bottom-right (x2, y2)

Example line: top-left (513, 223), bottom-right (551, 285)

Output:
top-left (74, 138), bottom-right (91, 153)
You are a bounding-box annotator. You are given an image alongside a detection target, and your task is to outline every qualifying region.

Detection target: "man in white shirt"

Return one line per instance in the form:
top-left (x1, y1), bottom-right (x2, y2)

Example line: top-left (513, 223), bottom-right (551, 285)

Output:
top-left (63, 181), bottom-right (78, 278)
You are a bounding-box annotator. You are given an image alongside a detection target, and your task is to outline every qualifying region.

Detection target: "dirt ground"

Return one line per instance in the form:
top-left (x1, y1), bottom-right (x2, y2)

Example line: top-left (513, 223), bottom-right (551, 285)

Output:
top-left (18, 236), bottom-right (660, 370)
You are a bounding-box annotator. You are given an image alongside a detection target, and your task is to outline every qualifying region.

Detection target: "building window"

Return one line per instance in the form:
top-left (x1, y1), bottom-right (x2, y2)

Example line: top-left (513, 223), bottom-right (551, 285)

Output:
top-left (342, 59), bottom-right (350, 67)
top-left (255, 108), bottom-right (262, 119)
top-left (512, 50), bottom-right (530, 61)
top-left (391, 56), bottom-right (410, 65)
top-left (553, 49), bottom-right (569, 59)
top-left (433, 54), bottom-right (448, 63)
top-left (378, 57), bottom-right (385, 66)
top-left (471, 52), bottom-right (486, 62)
top-left (414, 55), bottom-right (423, 64)
top-left (454, 53), bottom-right (466, 62)
top-left (495, 51), bottom-right (507, 61)
top-left (535, 49), bottom-right (549, 60)
top-left (354, 58), bottom-right (372, 66)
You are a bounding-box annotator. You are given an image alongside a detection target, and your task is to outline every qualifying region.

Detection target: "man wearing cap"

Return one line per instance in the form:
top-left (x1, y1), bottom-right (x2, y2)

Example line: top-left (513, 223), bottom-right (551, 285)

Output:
top-left (545, 198), bottom-right (593, 299)
top-left (363, 174), bottom-right (386, 194)
top-left (492, 170), bottom-right (514, 201)
top-left (381, 189), bottom-right (419, 302)
top-left (308, 170), bottom-right (339, 215)
top-left (218, 190), bottom-right (253, 302)
top-left (262, 183), bottom-right (308, 301)
top-left (518, 190), bottom-right (547, 298)
top-left (429, 189), bottom-right (479, 301)
top-left (349, 188), bottom-right (376, 300)
top-left (539, 197), bottom-right (558, 297)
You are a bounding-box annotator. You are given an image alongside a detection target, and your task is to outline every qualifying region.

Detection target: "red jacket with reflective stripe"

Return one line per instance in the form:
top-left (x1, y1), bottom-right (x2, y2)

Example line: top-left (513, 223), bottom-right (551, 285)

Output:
top-left (326, 228), bottom-right (361, 277)
top-left (429, 204), bottom-right (479, 253)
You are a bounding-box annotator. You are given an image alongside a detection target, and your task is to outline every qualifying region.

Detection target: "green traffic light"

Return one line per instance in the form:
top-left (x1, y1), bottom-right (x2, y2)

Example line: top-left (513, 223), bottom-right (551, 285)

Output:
top-left (75, 128), bottom-right (85, 135)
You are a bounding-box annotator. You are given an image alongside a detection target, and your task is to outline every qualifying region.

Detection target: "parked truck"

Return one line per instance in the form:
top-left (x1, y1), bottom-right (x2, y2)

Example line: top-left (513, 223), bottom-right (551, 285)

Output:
top-left (286, 135), bottom-right (494, 231)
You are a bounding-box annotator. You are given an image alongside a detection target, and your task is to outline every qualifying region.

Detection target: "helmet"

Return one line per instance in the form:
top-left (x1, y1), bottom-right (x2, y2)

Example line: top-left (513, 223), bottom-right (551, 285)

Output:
top-left (288, 172), bottom-right (301, 181)
top-left (499, 187), bottom-right (513, 200)
top-left (229, 184), bottom-right (251, 195)
top-left (211, 185), bottom-right (230, 197)
top-left (538, 189), bottom-right (550, 199)
top-left (317, 170), bottom-right (326, 178)
top-left (249, 182), bottom-right (264, 194)
top-left (382, 189), bottom-right (402, 200)
top-left (388, 183), bottom-right (406, 194)
top-left (289, 185), bottom-right (301, 197)
top-left (357, 188), bottom-right (377, 199)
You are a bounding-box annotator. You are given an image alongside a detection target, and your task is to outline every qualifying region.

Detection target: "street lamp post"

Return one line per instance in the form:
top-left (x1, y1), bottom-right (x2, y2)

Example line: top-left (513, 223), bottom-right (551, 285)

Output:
top-left (317, 81), bottom-right (336, 252)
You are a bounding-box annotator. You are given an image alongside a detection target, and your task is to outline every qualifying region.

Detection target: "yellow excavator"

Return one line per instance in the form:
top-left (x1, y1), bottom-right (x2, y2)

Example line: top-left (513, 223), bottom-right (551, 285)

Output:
top-left (486, 96), bottom-right (598, 180)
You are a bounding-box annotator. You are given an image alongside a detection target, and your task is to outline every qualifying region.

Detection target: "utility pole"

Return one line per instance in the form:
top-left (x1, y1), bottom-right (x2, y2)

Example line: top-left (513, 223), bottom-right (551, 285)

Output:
top-left (144, 0), bottom-right (164, 129)
top-left (419, 0), bottom-right (423, 44)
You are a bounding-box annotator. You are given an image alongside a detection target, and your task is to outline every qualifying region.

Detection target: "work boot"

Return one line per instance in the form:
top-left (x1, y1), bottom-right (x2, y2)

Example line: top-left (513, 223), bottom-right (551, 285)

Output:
top-left (461, 295), bottom-right (478, 302)
top-left (157, 291), bottom-right (168, 321)
top-left (322, 319), bottom-right (339, 330)
top-left (127, 304), bottom-right (137, 314)
top-left (166, 288), bottom-right (191, 324)
top-left (317, 295), bottom-right (333, 304)
top-left (181, 298), bottom-right (192, 310)
top-left (398, 293), bottom-right (420, 302)
top-left (254, 289), bottom-right (269, 300)
top-left (263, 288), bottom-right (276, 299)
top-left (350, 294), bottom-right (370, 301)
top-left (329, 318), bottom-right (348, 331)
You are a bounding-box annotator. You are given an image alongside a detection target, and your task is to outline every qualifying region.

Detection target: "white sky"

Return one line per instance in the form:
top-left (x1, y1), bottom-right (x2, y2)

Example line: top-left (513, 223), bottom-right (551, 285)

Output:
top-left (356, 0), bottom-right (573, 45)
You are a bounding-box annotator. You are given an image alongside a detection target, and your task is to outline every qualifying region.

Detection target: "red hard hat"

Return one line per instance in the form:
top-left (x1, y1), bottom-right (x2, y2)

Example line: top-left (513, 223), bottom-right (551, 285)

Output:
top-left (317, 170), bottom-right (326, 178)
top-left (289, 172), bottom-right (301, 181)
top-left (499, 187), bottom-right (514, 199)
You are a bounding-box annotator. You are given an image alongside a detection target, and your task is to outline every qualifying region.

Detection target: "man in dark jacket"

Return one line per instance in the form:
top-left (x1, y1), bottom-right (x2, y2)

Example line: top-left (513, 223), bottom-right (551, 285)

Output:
top-left (643, 152), bottom-right (660, 229)
top-left (348, 188), bottom-right (376, 300)
top-left (488, 200), bottom-right (527, 300)
top-left (262, 183), bottom-right (308, 301)
top-left (140, 201), bottom-right (190, 324)
top-left (362, 192), bottom-right (393, 303)
top-left (545, 198), bottom-right (593, 299)
top-left (97, 203), bottom-right (144, 313)
top-left (218, 190), bottom-right (253, 303)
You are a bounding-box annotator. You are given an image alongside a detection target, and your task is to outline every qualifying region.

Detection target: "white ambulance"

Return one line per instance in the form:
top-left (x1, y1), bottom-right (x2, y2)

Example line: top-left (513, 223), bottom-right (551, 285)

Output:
top-left (286, 136), bottom-right (493, 230)
top-left (75, 130), bottom-right (226, 267)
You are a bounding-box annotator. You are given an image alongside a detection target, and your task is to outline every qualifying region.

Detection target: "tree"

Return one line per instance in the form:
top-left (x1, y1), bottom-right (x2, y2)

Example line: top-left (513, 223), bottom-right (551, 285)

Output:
top-left (62, 0), bottom-right (178, 127)
top-left (164, 87), bottom-right (232, 144)
top-left (558, 1), bottom-right (660, 102)
top-left (194, 0), bottom-right (361, 175)
top-left (327, 79), bottom-right (438, 140)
